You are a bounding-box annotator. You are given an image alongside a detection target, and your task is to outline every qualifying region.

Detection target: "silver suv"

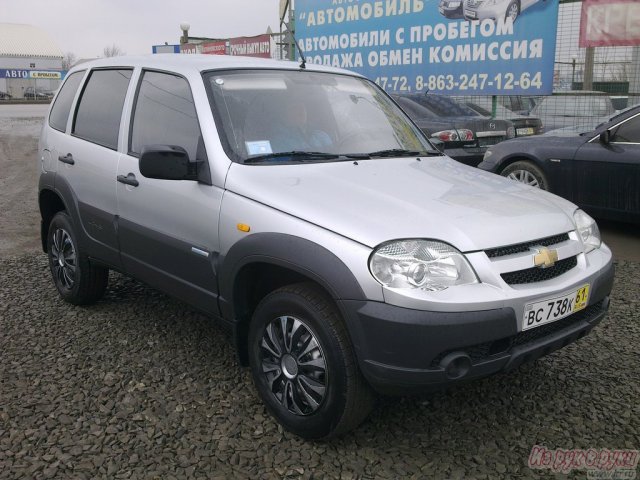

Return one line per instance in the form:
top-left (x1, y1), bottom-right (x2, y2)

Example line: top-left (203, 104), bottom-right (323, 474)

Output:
top-left (38, 55), bottom-right (614, 439)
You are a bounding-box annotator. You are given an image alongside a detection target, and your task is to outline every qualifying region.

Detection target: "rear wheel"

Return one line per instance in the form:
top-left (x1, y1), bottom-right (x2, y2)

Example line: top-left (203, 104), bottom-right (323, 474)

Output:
top-left (501, 161), bottom-right (548, 190)
top-left (47, 212), bottom-right (108, 305)
top-left (248, 283), bottom-right (374, 439)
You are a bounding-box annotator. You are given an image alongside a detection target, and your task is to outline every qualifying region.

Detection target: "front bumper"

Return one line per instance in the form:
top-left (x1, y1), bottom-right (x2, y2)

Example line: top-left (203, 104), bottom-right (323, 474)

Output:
top-left (340, 259), bottom-right (614, 395)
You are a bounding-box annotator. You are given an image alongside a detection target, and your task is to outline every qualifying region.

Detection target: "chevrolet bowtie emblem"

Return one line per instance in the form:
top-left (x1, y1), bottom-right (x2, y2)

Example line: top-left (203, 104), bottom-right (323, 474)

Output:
top-left (534, 247), bottom-right (559, 269)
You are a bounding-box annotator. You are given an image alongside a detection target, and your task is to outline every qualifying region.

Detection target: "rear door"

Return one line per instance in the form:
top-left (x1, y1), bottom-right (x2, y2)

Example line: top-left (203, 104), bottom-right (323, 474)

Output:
top-left (54, 68), bottom-right (133, 267)
top-left (116, 69), bottom-right (223, 315)
top-left (570, 112), bottom-right (640, 222)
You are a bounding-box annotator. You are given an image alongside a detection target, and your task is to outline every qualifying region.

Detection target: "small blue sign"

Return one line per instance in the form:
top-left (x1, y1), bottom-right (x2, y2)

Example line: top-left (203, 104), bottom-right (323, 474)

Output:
top-left (0, 69), bottom-right (30, 79)
top-left (296, 0), bottom-right (559, 95)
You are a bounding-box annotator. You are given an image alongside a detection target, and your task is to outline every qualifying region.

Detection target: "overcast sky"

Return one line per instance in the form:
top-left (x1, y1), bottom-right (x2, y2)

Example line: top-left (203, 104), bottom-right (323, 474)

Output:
top-left (3, 0), bottom-right (281, 59)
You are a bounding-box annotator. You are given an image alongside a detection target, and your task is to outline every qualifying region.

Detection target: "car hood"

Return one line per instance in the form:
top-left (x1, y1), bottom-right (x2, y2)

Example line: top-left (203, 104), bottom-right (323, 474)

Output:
top-left (225, 156), bottom-right (578, 251)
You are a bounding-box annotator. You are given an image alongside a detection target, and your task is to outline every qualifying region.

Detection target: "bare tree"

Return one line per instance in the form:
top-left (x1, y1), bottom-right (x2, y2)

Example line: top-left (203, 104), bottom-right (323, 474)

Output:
top-left (62, 52), bottom-right (77, 70)
top-left (103, 44), bottom-right (125, 58)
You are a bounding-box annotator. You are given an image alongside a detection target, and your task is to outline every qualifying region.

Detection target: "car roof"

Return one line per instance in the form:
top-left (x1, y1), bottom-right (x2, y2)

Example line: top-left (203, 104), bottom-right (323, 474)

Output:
top-left (67, 54), bottom-right (362, 78)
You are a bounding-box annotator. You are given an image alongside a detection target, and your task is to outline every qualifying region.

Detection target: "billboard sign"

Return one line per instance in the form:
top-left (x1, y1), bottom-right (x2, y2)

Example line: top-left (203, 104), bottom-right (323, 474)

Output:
top-left (296, 0), bottom-right (559, 95)
top-left (580, 0), bottom-right (640, 47)
top-left (229, 34), bottom-right (271, 58)
top-left (180, 43), bottom-right (201, 54)
top-left (202, 41), bottom-right (227, 55)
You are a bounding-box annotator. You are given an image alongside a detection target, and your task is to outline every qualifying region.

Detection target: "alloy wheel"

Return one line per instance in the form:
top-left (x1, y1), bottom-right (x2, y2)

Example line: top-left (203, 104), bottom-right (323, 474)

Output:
top-left (507, 3), bottom-right (519, 21)
top-left (51, 228), bottom-right (77, 289)
top-left (507, 169), bottom-right (540, 188)
top-left (260, 315), bottom-right (328, 416)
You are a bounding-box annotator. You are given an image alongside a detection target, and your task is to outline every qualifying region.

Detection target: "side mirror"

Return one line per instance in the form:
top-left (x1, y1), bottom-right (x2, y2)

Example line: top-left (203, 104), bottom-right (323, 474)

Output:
top-left (139, 145), bottom-right (197, 181)
top-left (599, 130), bottom-right (611, 145)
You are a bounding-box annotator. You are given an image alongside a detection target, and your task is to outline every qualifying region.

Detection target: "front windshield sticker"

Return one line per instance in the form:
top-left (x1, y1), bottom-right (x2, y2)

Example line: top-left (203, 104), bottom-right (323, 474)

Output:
top-left (246, 140), bottom-right (273, 155)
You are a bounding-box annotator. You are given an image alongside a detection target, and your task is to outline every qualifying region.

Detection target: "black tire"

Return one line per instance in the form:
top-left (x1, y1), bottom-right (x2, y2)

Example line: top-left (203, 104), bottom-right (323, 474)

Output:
top-left (500, 160), bottom-right (549, 190)
top-left (506, 0), bottom-right (520, 21)
top-left (248, 283), bottom-right (375, 440)
top-left (47, 211), bottom-right (108, 305)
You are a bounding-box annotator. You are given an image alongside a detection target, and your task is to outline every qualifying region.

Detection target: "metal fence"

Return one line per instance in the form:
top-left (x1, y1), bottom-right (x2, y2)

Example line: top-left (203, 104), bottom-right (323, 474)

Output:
top-left (442, 0), bottom-right (640, 134)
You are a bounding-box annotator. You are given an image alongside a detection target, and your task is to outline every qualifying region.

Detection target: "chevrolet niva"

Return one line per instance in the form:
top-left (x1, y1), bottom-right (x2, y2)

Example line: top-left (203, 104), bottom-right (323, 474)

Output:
top-left (38, 55), bottom-right (613, 439)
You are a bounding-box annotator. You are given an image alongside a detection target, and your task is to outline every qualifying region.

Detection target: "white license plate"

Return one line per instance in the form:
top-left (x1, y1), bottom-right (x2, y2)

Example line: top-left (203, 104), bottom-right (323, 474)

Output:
top-left (522, 285), bottom-right (590, 331)
top-left (517, 127), bottom-right (535, 136)
top-left (464, 9), bottom-right (476, 17)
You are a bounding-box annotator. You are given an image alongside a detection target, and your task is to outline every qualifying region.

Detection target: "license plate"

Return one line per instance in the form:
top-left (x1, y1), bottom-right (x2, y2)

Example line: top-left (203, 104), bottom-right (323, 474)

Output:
top-left (464, 9), bottom-right (476, 17)
top-left (522, 285), bottom-right (590, 331)
top-left (517, 127), bottom-right (535, 136)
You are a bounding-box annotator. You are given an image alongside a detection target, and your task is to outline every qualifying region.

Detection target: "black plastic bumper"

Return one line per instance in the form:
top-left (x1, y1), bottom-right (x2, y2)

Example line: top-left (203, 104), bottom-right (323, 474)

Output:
top-left (340, 261), bottom-right (615, 395)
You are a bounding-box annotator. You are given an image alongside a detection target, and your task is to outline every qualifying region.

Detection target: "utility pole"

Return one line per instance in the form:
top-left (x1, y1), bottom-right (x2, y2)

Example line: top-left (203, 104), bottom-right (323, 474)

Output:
top-left (583, 47), bottom-right (595, 91)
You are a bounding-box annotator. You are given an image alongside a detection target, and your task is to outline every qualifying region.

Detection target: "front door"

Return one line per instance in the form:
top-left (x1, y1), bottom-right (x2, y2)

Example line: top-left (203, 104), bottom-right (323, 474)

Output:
top-left (116, 70), bottom-right (223, 315)
top-left (570, 112), bottom-right (640, 222)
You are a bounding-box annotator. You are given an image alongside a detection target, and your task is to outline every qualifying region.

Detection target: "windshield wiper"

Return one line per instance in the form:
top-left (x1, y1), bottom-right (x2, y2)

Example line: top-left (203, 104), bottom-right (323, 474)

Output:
top-left (365, 148), bottom-right (441, 158)
top-left (244, 151), bottom-right (339, 164)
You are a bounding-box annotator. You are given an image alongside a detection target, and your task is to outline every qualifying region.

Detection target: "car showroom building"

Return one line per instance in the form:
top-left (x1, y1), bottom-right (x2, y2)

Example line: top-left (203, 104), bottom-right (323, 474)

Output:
top-left (0, 23), bottom-right (64, 100)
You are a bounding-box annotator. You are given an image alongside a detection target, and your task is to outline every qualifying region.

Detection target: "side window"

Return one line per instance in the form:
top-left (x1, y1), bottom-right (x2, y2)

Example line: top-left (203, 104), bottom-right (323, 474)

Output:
top-left (49, 71), bottom-right (85, 132)
top-left (611, 116), bottom-right (640, 143)
top-left (130, 71), bottom-right (204, 161)
top-left (73, 69), bottom-right (133, 150)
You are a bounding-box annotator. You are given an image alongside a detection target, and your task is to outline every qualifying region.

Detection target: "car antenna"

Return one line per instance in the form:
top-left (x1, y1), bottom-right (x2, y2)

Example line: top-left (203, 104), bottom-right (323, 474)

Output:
top-left (291, 33), bottom-right (307, 69)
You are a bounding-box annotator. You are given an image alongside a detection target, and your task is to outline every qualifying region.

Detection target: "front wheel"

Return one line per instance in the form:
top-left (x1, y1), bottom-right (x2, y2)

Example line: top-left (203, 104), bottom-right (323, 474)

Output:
top-left (47, 212), bottom-right (108, 305)
top-left (500, 161), bottom-right (549, 190)
top-left (248, 283), bottom-right (374, 439)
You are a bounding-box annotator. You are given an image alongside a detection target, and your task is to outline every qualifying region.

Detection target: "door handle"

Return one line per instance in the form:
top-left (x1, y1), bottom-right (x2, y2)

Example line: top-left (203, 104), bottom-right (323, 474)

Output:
top-left (117, 173), bottom-right (139, 187)
top-left (58, 153), bottom-right (74, 165)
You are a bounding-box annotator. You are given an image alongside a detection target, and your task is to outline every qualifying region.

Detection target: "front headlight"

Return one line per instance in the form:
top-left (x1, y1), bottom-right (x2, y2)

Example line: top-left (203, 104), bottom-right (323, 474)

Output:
top-left (369, 240), bottom-right (478, 291)
top-left (574, 209), bottom-right (601, 253)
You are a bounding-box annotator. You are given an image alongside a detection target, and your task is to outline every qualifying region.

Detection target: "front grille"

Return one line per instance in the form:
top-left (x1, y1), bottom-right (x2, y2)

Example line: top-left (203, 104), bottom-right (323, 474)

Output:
top-left (429, 301), bottom-right (604, 367)
top-left (501, 256), bottom-right (578, 285)
top-left (486, 233), bottom-right (570, 258)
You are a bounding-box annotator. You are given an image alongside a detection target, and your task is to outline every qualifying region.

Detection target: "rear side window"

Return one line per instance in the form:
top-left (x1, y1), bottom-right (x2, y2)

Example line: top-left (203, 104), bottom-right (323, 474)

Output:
top-left (49, 71), bottom-right (84, 132)
top-left (129, 71), bottom-right (203, 161)
top-left (73, 69), bottom-right (133, 150)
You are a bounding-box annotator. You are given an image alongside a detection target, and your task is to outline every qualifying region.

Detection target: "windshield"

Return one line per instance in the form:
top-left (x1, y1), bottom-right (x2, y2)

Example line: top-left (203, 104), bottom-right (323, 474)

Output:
top-left (203, 70), bottom-right (435, 163)
top-left (403, 94), bottom-right (480, 118)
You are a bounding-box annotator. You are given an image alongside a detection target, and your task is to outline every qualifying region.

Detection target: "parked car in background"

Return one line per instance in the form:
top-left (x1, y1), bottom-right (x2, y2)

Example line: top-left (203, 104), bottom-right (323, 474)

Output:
top-left (499, 95), bottom-right (539, 115)
top-left (531, 92), bottom-right (616, 133)
top-left (24, 87), bottom-right (54, 100)
top-left (0, 90), bottom-right (12, 100)
top-left (393, 93), bottom-right (515, 166)
top-left (479, 105), bottom-right (640, 223)
top-left (463, 0), bottom-right (543, 22)
top-left (457, 96), bottom-right (543, 137)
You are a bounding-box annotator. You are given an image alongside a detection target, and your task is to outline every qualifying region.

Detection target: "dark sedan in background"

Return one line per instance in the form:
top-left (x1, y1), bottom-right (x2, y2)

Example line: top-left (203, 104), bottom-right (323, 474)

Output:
top-left (478, 105), bottom-right (640, 224)
top-left (393, 93), bottom-right (515, 166)
top-left (457, 96), bottom-right (544, 137)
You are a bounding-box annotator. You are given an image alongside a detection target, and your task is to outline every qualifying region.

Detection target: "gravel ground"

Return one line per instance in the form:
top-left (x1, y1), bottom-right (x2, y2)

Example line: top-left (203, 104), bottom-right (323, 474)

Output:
top-left (0, 111), bottom-right (638, 478)
top-left (0, 254), bottom-right (638, 479)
